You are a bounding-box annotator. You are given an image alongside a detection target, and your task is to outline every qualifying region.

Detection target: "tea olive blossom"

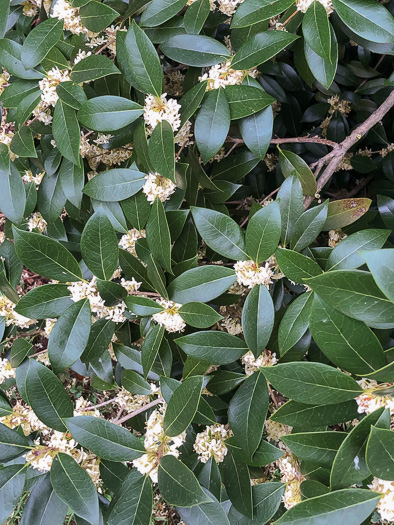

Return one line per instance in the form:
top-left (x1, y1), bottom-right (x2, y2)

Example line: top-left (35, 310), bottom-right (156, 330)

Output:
top-left (0, 295), bottom-right (35, 329)
top-left (0, 357), bottom-right (15, 384)
top-left (142, 174), bottom-right (176, 204)
top-left (234, 260), bottom-right (274, 289)
top-left (356, 378), bottom-right (394, 421)
top-left (295, 0), bottom-right (333, 13)
top-left (242, 350), bottom-right (277, 375)
top-left (369, 478), bottom-right (394, 522)
top-left (200, 60), bottom-right (258, 91)
top-left (133, 405), bottom-right (186, 482)
top-left (193, 424), bottom-right (233, 463)
top-left (119, 228), bottom-right (146, 256)
top-left (143, 94), bottom-right (181, 134)
top-left (152, 300), bottom-right (186, 333)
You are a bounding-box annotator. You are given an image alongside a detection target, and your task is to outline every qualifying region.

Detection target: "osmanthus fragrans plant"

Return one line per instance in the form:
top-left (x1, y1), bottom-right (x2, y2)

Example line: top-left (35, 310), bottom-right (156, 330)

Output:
top-left (0, 0), bottom-right (394, 523)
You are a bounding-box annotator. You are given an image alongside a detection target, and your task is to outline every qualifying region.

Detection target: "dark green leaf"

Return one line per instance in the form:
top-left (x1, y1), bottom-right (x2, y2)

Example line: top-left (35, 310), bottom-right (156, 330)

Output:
top-left (164, 375), bottom-right (203, 436)
top-left (366, 426), bottom-right (394, 481)
top-left (81, 207), bottom-right (119, 280)
top-left (50, 453), bottom-right (99, 524)
top-left (176, 331), bottom-right (248, 364)
top-left (282, 431), bottom-right (347, 467)
top-left (231, 0), bottom-right (294, 27)
top-left (361, 249), bottom-right (394, 302)
top-left (330, 408), bottom-right (386, 489)
top-left (161, 35), bottom-right (231, 67)
top-left (149, 120), bottom-right (175, 182)
top-left (229, 370), bottom-right (268, 458)
top-left (53, 100), bottom-right (80, 165)
top-left (332, 0), bottom-right (394, 44)
top-left (306, 270), bottom-right (394, 329)
top-left (0, 464), bottom-right (26, 524)
top-left (81, 317), bottom-right (115, 362)
top-left (146, 197), bottom-right (172, 273)
top-left (326, 229), bottom-right (390, 271)
top-left (0, 166), bottom-right (26, 224)
top-left (158, 455), bottom-right (211, 507)
top-left (309, 295), bottom-right (386, 374)
top-left (278, 292), bottom-right (313, 355)
top-left (184, 0), bottom-right (210, 34)
top-left (13, 226), bottom-right (83, 282)
top-left (124, 20), bottom-right (163, 96)
top-left (107, 470), bottom-right (153, 525)
top-left (195, 89), bottom-right (230, 164)
top-left (261, 362), bottom-right (362, 405)
top-left (239, 106), bottom-right (273, 160)
top-left (56, 81), bottom-right (87, 110)
top-left (191, 206), bottom-right (248, 260)
top-left (10, 126), bottom-right (37, 158)
top-left (178, 302), bottom-right (222, 328)
top-left (71, 54), bottom-right (120, 83)
top-left (78, 95), bottom-right (143, 132)
top-left (83, 168), bottom-right (145, 201)
top-left (275, 489), bottom-right (380, 524)
top-left (141, 0), bottom-right (188, 27)
top-left (232, 31), bottom-right (299, 70)
top-left (242, 284), bottom-right (274, 358)
top-left (0, 422), bottom-right (31, 462)
top-left (277, 175), bottom-right (303, 246)
top-left (278, 147), bottom-right (317, 196)
top-left (302, 1), bottom-right (331, 62)
top-left (21, 18), bottom-right (64, 69)
top-left (15, 284), bottom-right (72, 319)
top-left (246, 201), bottom-right (281, 263)
top-left (290, 201), bottom-right (328, 252)
top-left (48, 299), bottom-right (91, 374)
top-left (26, 359), bottom-right (74, 431)
top-left (66, 416), bottom-right (145, 461)
top-left (79, 1), bottom-right (119, 32)
top-left (142, 323), bottom-right (165, 378)
top-left (228, 482), bottom-right (285, 524)
top-left (223, 451), bottom-right (253, 518)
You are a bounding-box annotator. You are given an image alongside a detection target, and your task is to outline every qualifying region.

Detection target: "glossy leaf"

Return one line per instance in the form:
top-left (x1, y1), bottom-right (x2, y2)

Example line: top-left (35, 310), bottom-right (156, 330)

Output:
top-left (246, 201), bottom-right (281, 264)
top-left (242, 284), bottom-right (274, 358)
top-left (164, 375), bottom-right (203, 436)
top-left (83, 168), bottom-right (145, 201)
top-left (278, 147), bottom-right (317, 196)
top-left (176, 331), bottom-right (248, 364)
top-left (261, 362), bottom-right (362, 405)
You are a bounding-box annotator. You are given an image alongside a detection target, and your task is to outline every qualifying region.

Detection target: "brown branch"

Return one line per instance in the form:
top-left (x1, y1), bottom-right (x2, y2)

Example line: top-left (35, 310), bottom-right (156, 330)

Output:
top-left (226, 135), bottom-right (338, 148)
top-left (304, 90), bottom-right (394, 209)
top-left (115, 397), bottom-right (163, 425)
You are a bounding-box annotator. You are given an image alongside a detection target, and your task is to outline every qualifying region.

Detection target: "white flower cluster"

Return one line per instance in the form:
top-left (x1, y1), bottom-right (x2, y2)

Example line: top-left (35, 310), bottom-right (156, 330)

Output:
top-left (44, 318), bottom-right (56, 338)
top-left (142, 173), bottom-right (176, 204)
top-left (152, 299), bottom-right (186, 333)
top-left (79, 134), bottom-right (133, 170)
top-left (356, 379), bottom-right (394, 420)
top-left (265, 418), bottom-right (291, 444)
top-left (369, 478), bottom-right (394, 522)
top-left (0, 399), bottom-right (47, 434)
top-left (234, 260), bottom-right (274, 289)
top-left (200, 60), bottom-right (258, 91)
top-left (28, 212), bottom-right (47, 233)
top-left (0, 357), bottom-right (15, 384)
top-left (277, 453), bottom-right (304, 509)
top-left (25, 431), bottom-right (85, 472)
top-left (217, 0), bottom-right (244, 15)
top-left (175, 120), bottom-right (194, 146)
top-left (328, 228), bottom-right (347, 248)
top-left (68, 277), bottom-right (141, 323)
top-left (220, 313), bottom-right (243, 335)
top-left (133, 405), bottom-right (186, 482)
top-left (119, 229), bottom-right (146, 257)
top-left (74, 50), bottom-right (92, 65)
top-left (193, 424), bottom-right (233, 463)
top-left (115, 384), bottom-right (159, 413)
top-left (0, 69), bottom-right (10, 96)
top-left (23, 169), bottom-right (45, 187)
top-left (0, 112), bottom-right (16, 160)
top-left (296, 0), bottom-right (333, 13)
top-left (51, 0), bottom-right (95, 35)
top-left (0, 295), bottom-right (35, 329)
top-left (143, 94), bottom-right (181, 134)
top-left (242, 350), bottom-right (277, 375)
top-left (38, 67), bottom-right (71, 107)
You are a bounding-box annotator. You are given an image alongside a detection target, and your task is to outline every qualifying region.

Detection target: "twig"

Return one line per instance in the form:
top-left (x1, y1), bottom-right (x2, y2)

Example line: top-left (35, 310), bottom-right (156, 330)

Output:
top-left (15, 330), bottom-right (42, 340)
top-left (304, 90), bottom-right (394, 210)
top-left (115, 397), bottom-right (164, 425)
top-left (28, 348), bottom-right (48, 358)
top-left (226, 136), bottom-right (338, 148)
top-left (326, 174), bottom-right (375, 200)
top-left (268, 384), bottom-right (279, 409)
top-left (75, 398), bottom-right (117, 411)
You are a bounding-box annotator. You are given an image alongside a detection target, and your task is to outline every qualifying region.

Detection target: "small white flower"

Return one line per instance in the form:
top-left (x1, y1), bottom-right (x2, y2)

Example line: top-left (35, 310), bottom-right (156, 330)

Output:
top-left (194, 424), bottom-right (233, 464)
top-left (296, 0), bottom-right (333, 13)
top-left (0, 295), bottom-right (35, 329)
top-left (152, 300), bottom-right (186, 333)
top-left (119, 229), bottom-right (146, 257)
top-left (242, 350), bottom-right (277, 375)
top-left (38, 67), bottom-right (71, 107)
top-left (200, 60), bottom-right (257, 91)
top-left (216, 0), bottom-right (244, 15)
top-left (28, 212), bottom-right (47, 233)
top-left (144, 93), bottom-right (181, 134)
top-left (369, 478), bottom-right (394, 522)
top-left (74, 50), bottom-right (92, 65)
top-left (0, 358), bottom-right (15, 384)
top-left (142, 173), bottom-right (176, 204)
top-left (234, 260), bottom-right (274, 289)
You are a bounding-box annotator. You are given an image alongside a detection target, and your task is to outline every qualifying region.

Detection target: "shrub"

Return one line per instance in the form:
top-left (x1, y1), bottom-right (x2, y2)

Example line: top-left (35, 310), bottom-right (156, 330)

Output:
top-left (0, 0), bottom-right (394, 523)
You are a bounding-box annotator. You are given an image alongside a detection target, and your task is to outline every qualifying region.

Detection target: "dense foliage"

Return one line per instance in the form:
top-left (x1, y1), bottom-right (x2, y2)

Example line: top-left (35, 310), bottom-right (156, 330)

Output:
top-left (0, 0), bottom-right (394, 523)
